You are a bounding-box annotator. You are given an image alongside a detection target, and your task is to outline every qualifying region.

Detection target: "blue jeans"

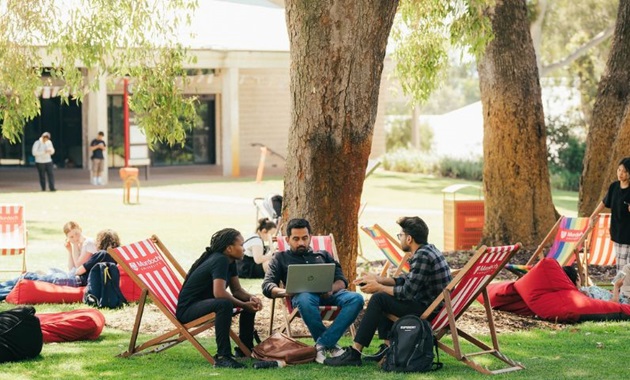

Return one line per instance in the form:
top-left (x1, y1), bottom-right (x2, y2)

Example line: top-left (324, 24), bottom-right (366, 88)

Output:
top-left (291, 289), bottom-right (364, 348)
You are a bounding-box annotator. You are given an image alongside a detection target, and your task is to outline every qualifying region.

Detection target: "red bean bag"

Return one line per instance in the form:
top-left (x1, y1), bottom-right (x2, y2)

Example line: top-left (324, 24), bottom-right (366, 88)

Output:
top-left (5, 280), bottom-right (85, 305)
top-left (513, 258), bottom-right (630, 323)
top-left (118, 265), bottom-right (142, 302)
top-left (477, 281), bottom-right (535, 317)
top-left (37, 309), bottom-right (105, 343)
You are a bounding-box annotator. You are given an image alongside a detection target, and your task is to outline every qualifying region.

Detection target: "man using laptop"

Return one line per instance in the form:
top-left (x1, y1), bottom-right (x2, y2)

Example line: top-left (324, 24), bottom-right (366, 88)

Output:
top-left (262, 218), bottom-right (364, 364)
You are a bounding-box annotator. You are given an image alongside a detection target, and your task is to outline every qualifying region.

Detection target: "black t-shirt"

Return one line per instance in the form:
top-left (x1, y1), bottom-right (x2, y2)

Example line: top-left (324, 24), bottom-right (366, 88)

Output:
top-left (90, 139), bottom-right (106, 159)
top-left (176, 253), bottom-right (237, 316)
top-left (603, 181), bottom-right (630, 244)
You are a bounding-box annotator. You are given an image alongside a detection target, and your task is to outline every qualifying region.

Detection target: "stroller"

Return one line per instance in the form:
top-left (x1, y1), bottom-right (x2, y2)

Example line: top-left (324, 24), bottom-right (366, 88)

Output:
top-left (253, 193), bottom-right (283, 229)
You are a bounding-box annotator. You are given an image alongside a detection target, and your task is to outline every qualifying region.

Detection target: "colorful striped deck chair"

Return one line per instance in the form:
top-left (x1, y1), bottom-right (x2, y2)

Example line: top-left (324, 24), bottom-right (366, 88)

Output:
top-left (268, 234), bottom-right (356, 338)
top-left (361, 224), bottom-right (410, 277)
top-left (108, 235), bottom-right (250, 364)
top-left (388, 244), bottom-right (524, 374)
top-left (505, 216), bottom-right (592, 280)
top-left (584, 213), bottom-right (616, 282)
top-left (0, 204), bottom-right (27, 274)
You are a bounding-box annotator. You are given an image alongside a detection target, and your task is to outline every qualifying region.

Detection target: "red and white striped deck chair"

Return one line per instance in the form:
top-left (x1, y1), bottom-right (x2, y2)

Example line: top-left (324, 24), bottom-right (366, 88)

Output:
top-left (108, 235), bottom-right (250, 364)
top-left (388, 243), bottom-right (524, 375)
top-left (268, 234), bottom-right (356, 338)
top-left (0, 204), bottom-right (27, 274)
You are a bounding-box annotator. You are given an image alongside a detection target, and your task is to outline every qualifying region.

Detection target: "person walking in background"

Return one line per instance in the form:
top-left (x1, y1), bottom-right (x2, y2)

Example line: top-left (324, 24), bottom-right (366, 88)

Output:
top-left (589, 157), bottom-right (630, 273)
top-left (89, 131), bottom-right (107, 185)
top-left (31, 131), bottom-right (56, 191)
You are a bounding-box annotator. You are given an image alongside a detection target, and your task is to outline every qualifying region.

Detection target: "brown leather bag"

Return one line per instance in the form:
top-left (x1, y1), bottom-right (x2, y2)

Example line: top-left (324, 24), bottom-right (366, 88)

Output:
top-left (252, 332), bottom-right (316, 364)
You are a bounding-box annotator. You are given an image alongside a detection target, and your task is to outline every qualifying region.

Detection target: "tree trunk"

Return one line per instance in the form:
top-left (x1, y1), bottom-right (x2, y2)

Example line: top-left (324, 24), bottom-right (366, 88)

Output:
top-left (283, 0), bottom-right (398, 280)
top-left (477, 0), bottom-right (557, 248)
top-left (579, 0), bottom-right (630, 216)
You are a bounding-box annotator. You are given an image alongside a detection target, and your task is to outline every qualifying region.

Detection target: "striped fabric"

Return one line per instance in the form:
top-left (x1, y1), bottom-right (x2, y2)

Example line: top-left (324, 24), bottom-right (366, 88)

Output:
top-left (361, 225), bottom-right (410, 274)
top-left (111, 239), bottom-right (182, 315)
top-left (587, 214), bottom-right (615, 266)
top-left (0, 204), bottom-right (26, 256)
top-left (431, 244), bottom-right (520, 332)
top-left (548, 217), bottom-right (590, 265)
top-left (275, 234), bottom-right (343, 325)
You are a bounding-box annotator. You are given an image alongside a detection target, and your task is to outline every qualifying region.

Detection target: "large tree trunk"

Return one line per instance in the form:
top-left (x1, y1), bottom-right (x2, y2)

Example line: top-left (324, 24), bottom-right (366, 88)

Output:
top-left (477, 0), bottom-right (557, 248)
top-left (579, 0), bottom-right (630, 216)
top-left (283, 1), bottom-right (398, 280)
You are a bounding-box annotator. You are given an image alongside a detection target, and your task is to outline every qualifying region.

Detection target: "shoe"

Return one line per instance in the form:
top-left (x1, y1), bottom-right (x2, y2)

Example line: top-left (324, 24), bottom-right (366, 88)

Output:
top-left (364, 343), bottom-right (388, 362)
top-left (233, 347), bottom-right (249, 358)
top-left (327, 344), bottom-right (345, 358)
top-left (214, 354), bottom-right (246, 369)
top-left (315, 344), bottom-right (326, 364)
top-left (50, 188), bottom-right (56, 192)
top-left (324, 346), bottom-right (362, 367)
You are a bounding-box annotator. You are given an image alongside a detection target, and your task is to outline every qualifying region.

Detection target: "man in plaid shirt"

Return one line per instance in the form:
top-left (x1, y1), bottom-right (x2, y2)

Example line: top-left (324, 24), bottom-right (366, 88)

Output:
top-left (325, 216), bottom-right (452, 367)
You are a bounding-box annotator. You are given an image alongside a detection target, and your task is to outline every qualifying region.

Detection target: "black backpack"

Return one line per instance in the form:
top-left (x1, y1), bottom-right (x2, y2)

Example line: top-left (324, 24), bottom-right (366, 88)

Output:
top-left (0, 306), bottom-right (43, 363)
top-left (381, 315), bottom-right (442, 373)
top-left (83, 262), bottom-right (127, 309)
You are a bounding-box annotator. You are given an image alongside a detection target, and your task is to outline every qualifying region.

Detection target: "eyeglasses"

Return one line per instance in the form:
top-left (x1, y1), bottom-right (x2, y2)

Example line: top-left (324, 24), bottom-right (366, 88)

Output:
top-left (397, 233), bottom-right (406, 240)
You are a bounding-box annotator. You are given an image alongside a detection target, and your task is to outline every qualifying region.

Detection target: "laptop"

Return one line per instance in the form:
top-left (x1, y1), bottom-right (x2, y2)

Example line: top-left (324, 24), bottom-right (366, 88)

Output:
top-left (285, 263), bottom-right (335, 294)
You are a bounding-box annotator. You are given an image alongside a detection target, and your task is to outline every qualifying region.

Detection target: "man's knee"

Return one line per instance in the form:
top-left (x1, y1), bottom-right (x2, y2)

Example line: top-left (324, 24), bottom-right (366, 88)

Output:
top-left (215, 298), bottom-right (233, 312)
top-left (366, 292), bottom-right (392, 310)
top-left (292, 292), bottom-right (319, 308)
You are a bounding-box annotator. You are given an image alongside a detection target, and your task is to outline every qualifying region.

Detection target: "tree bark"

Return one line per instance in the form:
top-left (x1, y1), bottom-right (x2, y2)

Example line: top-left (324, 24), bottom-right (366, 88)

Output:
top-left (283, 0), bottom-right (398, 279)
top-left (477, 0), bottom-right (557, 248)
top-left (579, 0), bottom-right (630, 216)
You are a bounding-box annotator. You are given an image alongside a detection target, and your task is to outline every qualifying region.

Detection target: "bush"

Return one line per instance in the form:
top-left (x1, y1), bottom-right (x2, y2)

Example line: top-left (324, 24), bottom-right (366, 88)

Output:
top-left (438, 156), bottom-right (483, 181)
top-left (381, 149), bottom-right (439, 174)
top-left (546, 117), bottom-right (586, 192)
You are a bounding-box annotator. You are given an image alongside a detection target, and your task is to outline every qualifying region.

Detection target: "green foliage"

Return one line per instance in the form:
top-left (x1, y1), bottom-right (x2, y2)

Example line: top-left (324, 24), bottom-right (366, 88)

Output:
top-left (438, 156), bottom-right (483, 181)
top-left (547, 116), bottom-right (586, 191)
top-left (381, 149), bottom-right (439, 174)
top-left (385, 117), bottom-right (433, 153)
top-left (392, 0), bottom-right (494, 104)
top-left (0, 0), bottom-right (199, 145)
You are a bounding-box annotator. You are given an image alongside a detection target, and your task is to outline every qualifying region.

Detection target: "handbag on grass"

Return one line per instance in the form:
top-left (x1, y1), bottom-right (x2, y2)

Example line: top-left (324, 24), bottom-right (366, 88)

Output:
top-left (252, 332), bottom-right (316, 364)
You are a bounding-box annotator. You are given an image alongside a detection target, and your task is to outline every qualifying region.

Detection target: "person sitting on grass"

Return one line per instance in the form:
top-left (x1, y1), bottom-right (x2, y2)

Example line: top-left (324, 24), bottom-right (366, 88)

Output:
top-left (563, 265), bottom-right (629, 304)
top-left (325, 216), bottom-right (452, 367)
top-left (74, 229), bottom-right (121, 284)
top-left (176, 228), bottom-right (263, 369)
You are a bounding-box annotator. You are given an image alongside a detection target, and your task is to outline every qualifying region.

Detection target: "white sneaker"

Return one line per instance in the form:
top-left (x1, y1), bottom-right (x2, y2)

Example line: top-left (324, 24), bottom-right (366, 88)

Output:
top-left (328, 345), bottom-right (345, 358)
top-left (315, 344), bottom-right (326, 364)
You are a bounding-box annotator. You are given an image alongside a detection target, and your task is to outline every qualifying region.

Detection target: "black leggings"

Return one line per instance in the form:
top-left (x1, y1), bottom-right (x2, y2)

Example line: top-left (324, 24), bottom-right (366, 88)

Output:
top-left (176, 298), bottom-right (256, 357)
top-left (354, 292), bottom-right (427, 348)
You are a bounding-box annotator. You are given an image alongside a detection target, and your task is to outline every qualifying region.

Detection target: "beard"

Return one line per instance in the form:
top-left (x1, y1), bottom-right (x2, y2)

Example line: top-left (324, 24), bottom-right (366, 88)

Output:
top-left (294, 246), bottom-right (308, 254)
top-left (401, 243), bottom-right (411, 253)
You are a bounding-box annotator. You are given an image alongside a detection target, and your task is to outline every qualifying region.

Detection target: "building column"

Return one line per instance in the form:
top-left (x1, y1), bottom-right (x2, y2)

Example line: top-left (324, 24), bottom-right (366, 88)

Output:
top-left (85, 69), bottom-right (109, 184)
top-left (221, 68), bottom-right (240, 177)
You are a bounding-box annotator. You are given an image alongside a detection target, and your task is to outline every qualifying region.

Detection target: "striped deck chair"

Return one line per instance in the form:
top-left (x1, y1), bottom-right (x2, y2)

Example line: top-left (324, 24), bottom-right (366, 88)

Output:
top-left (268, 234), bottom-right (356, 338)
top-left (108, 235), bottom-right (250, 364)
top-left (584, 214), bottom-right (616, 282)
top-left (505, 216), bottom-right (592, 281)
top-left (361, 224), bottom-right (410, 277)
top-left (388, 244), bottom-right (524, 375)
top-left (0, 204), bottom-right (27, 274)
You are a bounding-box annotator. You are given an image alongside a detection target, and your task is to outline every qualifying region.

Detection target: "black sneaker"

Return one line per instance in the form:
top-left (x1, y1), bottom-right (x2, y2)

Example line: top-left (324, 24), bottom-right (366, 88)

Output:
top-left (214, 354), bottom-right (246, 369)
top-left (364, 343), bottom-right (388, 362)
top-left (323, 346), bottom-right (362, 367)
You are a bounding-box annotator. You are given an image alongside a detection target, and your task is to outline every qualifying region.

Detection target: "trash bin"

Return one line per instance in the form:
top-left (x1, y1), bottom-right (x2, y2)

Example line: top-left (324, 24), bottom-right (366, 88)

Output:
top-left (442, 184), bottom-right (484, 251)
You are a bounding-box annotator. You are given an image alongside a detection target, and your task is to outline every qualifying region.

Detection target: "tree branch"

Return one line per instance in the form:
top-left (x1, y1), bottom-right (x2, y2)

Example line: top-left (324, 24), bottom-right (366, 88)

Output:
top-left (541, 25), bottom-right (614, 76)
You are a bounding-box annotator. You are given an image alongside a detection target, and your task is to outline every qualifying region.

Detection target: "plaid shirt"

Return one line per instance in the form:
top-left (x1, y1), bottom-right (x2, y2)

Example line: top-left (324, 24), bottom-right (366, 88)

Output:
top-left (393, 243), bottom-right (452, 307)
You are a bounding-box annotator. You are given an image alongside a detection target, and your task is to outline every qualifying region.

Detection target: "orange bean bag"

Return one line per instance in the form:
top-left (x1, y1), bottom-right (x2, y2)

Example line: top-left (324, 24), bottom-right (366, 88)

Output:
top-left (38, 309), bottom-right (105, 343)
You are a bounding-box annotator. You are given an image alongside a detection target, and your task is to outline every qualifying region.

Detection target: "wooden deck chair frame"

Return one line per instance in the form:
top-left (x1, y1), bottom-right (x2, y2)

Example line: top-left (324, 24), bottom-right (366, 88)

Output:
top-left (361, 224), bottom-right (411, 277)
top-left (507, 216), bottom-right (592, 283)
top-left (0, 204), bottom-right (27, 274)
top-left (388, 244), bottom-right (524, 375)
top-left (268, 234), bottom-right (356, 339)
top-left (108, 235), bottom-right (251, 364)
top-left (583, 213), bottom-right (615, 284)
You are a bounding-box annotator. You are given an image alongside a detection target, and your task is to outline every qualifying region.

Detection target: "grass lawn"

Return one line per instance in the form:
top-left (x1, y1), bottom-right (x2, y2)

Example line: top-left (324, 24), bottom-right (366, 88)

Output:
top-left (1, 170), bottom-right (599, 379)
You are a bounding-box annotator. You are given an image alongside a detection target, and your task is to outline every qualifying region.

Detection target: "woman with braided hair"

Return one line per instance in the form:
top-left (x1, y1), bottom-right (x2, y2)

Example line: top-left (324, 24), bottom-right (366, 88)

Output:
top-left (176, 228), bottom-right (263, 369)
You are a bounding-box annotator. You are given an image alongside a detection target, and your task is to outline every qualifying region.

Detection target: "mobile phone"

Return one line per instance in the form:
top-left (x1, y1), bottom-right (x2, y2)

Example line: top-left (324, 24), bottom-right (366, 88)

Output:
top-left (358, 282), bottom-right (367, 286)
